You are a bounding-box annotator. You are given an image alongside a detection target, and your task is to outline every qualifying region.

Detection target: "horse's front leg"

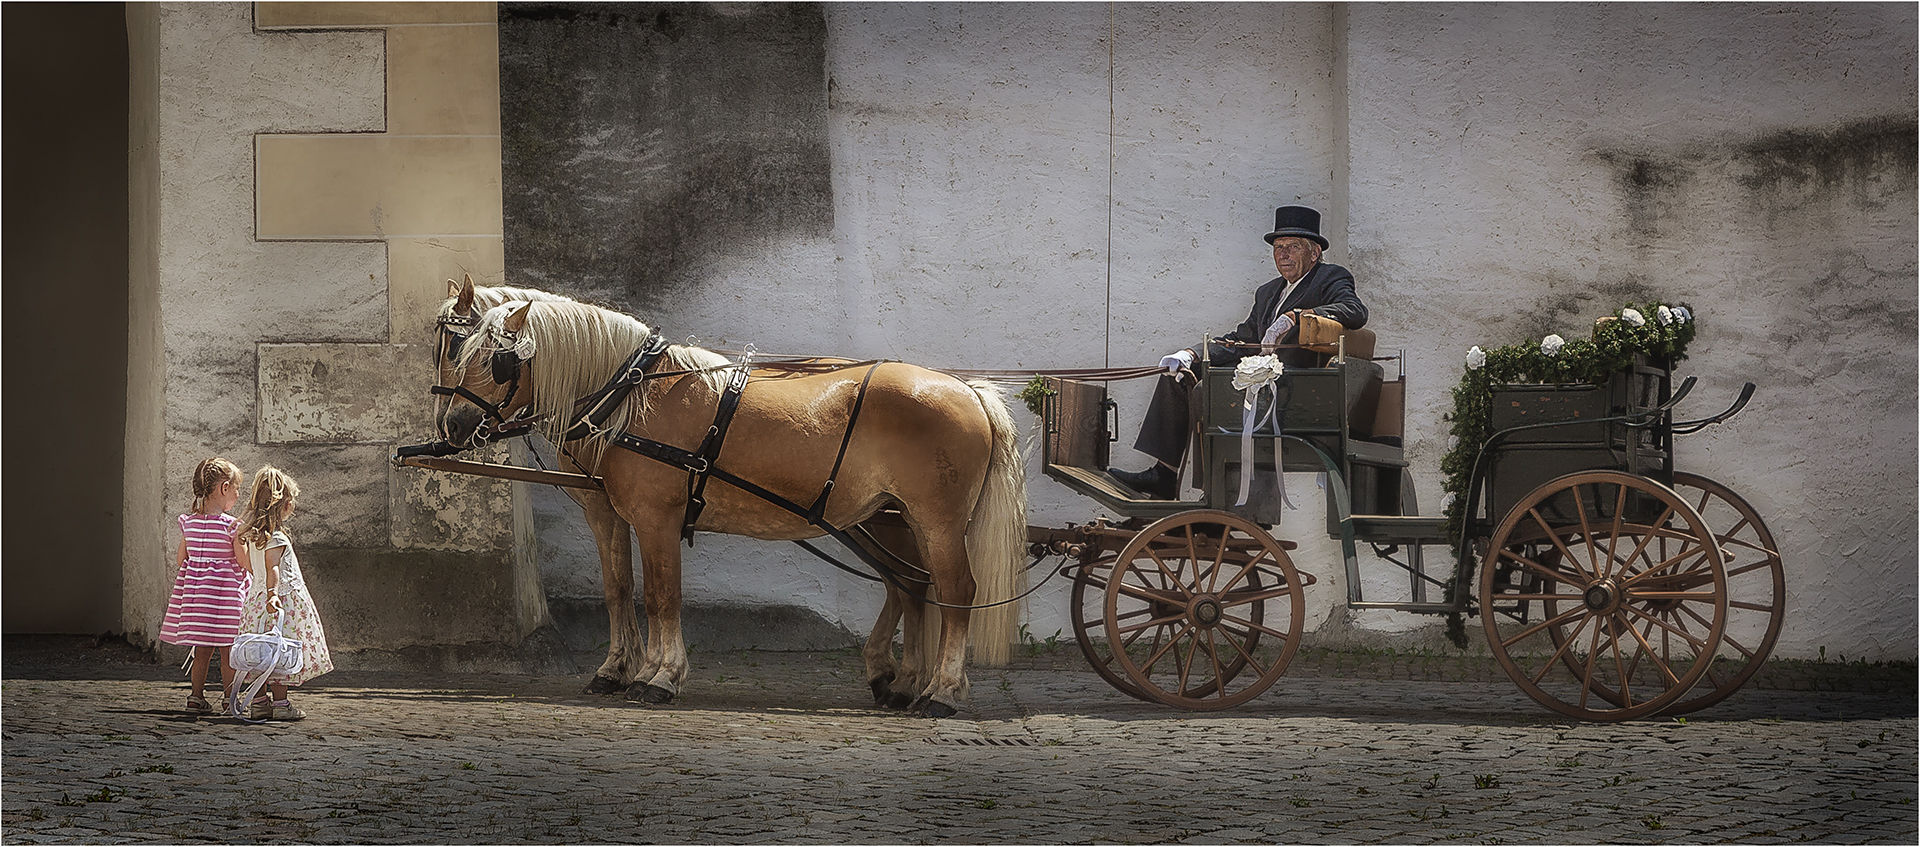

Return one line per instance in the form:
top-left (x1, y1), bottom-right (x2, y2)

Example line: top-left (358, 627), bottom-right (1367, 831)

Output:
top-left (629, 525), bottom-right (687, 704)
top-left (567, 488), bottom-right (640, 695)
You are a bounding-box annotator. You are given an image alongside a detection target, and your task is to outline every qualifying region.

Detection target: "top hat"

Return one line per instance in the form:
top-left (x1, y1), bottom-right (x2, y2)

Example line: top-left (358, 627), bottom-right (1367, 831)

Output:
top-left (1263, 205), bottom-right (1328, 249)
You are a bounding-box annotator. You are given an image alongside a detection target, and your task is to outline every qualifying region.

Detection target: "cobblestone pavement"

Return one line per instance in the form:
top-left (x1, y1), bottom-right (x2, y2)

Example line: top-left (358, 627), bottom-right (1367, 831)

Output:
top-left (4, 638), bottom-right (1914, 844)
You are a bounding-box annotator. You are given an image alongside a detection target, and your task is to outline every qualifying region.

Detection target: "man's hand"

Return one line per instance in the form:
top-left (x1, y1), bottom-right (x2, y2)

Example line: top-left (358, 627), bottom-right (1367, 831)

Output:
top-left (1262, 311), bottom-right (1297, 346)
top-left (1160, 349), bottom-right (1196, 376)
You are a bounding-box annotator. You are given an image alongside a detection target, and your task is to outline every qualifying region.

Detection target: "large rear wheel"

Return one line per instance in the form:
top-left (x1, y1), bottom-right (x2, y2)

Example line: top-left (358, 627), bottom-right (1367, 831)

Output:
top-left (1658, 473), bottom-right (1785, 714)
top-left (1481, 471), bottom-right (1726, 721)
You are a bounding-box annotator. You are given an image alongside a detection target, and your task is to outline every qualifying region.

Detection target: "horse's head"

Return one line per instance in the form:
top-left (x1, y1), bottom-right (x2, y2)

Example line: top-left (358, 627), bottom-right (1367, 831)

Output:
top-left (442, 300), bottom-right (539, 449)
top-left (432, 275), bottom-right (484, 439)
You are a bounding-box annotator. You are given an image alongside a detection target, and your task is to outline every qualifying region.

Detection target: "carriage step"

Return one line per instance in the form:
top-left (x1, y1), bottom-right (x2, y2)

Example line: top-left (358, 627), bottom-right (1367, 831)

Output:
top-left (1349, 515), bottom-right (1448, 543)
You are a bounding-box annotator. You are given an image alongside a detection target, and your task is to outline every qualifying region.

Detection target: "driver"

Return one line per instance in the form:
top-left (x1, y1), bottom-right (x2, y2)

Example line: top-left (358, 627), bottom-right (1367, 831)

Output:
top-left (1107, 205), bottom-right (1369, 499)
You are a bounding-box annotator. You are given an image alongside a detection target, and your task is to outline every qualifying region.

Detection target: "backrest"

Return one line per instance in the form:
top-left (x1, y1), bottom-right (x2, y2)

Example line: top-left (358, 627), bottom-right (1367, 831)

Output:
top-left (1040, 377), bottom-right (1110, 471)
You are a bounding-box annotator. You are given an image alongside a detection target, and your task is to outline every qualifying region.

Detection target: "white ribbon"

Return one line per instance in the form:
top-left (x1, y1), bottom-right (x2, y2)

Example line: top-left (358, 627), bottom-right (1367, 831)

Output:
top-left (1231, 356), bottom-right (1295, 510)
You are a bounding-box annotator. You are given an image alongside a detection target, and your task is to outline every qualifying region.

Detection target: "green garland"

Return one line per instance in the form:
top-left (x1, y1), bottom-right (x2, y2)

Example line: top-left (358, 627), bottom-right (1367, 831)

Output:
top-left (1436, 301), bottom-right (1698, 647)
top-left (1017, 375), bottom-right (1056, 417)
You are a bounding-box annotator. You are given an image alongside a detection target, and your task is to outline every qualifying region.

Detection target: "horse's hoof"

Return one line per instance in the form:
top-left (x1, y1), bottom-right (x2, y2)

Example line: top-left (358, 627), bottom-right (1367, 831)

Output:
top-left (626, 683), bottom-right (675, 705)
top-left (584, 675), bottom-right (624, 695)
top-left (869, 673), bottom-right (896, 706)
top-left (911, 695), bottom-right (958, 719)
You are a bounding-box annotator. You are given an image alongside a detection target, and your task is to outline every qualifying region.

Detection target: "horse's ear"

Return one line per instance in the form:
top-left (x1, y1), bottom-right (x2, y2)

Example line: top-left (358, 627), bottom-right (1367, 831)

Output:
top-left (504, 302), bottom-right (533, 333)
top-left (454, 276), bottom-right (476, 313)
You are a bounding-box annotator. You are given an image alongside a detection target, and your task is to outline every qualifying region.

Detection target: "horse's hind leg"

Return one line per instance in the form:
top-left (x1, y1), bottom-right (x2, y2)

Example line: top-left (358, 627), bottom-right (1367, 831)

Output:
top-left (853, 521), bottom-right (928, 709)
top-left (911, 528), bottom-right (976, 718)
top-left (862, 584), bottom-right (907, 707)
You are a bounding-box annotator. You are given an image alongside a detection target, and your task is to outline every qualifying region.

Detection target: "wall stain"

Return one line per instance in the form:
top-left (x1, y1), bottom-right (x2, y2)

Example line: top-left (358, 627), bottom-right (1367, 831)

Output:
top-left (499, 2), bottom-right (831, 312)
top-left (1735, 116), bottom-right (1919, 205)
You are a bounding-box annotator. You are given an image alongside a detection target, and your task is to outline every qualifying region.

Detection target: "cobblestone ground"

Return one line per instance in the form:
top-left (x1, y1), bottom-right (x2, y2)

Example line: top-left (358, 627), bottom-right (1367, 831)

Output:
top-left (3, 638), bottom-right (1914, 844)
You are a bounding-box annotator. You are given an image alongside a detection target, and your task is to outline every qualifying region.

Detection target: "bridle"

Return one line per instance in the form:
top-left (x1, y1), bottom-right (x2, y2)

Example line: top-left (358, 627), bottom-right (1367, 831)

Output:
top-left (432, 310), bottom-right (539, 445)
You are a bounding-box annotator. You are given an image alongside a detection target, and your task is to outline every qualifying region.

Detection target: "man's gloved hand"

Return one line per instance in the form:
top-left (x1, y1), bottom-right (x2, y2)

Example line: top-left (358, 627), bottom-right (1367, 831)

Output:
top-left (1262, 311), bottom-right (1297, 346)
top-left (1160, 349), bottom-right (1196, 375)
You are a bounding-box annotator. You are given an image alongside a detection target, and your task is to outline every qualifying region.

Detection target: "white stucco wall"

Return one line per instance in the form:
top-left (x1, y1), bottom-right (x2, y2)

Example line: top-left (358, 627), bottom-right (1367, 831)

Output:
top-left (522, 3), bottom-right (1915, 661)
top-left (1343, 2), bottom-right (1918, 659)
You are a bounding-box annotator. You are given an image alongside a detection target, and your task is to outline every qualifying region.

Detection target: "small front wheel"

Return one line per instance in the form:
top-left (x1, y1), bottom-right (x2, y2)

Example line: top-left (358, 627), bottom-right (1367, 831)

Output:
top-left (1480, 471), bottom-right (1726, 721)
top-left (1105, 510), bottom-right (1306, 710)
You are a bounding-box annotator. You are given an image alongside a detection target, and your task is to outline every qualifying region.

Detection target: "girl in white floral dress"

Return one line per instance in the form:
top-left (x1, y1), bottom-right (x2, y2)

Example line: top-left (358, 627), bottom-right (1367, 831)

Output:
top-left (237, 466), bottom-right (334, 720)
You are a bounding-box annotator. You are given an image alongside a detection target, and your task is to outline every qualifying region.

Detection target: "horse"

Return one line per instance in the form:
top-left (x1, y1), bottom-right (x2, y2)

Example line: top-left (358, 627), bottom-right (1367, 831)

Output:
top-left (431, 279), bottom-right (961, 708)
top-left (432, 291), bottom-right (1026, 716)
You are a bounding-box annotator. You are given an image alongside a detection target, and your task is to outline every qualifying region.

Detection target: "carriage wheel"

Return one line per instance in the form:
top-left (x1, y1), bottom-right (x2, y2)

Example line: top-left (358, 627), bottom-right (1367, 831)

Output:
top-left (1069, 555), bottom-right (1155, 703)
top-left (1480, 471), bottom-right (1726, 721)
top-left (1657, 473), bottom-right (1785, 715)
top-left (1105, 510), bottom-right (1305, 710)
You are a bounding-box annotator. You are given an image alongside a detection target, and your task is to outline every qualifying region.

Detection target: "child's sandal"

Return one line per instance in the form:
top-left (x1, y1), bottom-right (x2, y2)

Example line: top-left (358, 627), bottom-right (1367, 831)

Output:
top-left (184, 695), bottom-right (213, 714)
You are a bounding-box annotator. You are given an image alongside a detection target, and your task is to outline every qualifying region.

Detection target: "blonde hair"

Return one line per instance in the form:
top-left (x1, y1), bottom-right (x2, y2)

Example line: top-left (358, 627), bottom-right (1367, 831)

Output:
top-left (189, 457), bottom-right (243, 514)
top-left (238, 465), bottom-right (301, 547)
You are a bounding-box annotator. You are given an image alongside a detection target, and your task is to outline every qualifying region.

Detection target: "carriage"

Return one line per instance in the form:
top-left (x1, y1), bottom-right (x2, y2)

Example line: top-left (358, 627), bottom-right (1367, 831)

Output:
top-left (1025, 325), bottom-right (1781, 721)
top-left (403, 281), bottom-right (1782, 722)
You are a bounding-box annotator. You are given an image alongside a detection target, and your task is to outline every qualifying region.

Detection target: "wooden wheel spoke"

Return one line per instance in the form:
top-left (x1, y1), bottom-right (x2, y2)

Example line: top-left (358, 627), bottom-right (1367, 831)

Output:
top-left (1615, 611), bottom-right (1686, 688)
top-left (1498, 546), bottom-right (1590, 589)
top-left (1220, 612), bottom-right (1291, 643)
top-left (1729, 598), bottom-right (1780, 613)
top-left (1622, 604), bottom-right (1714, 656)
top-left (1528, 613), bottom-right (1593, 685)
top-left (1135, 620), bottom-right (1196, 677)
top-left (1503, 604), bottom-right (1589, 653)
top-left (1215, 548), bottom-right (1274, 596)
top-left (1115, 608), bottom-right (1188, 639)
top-left (1532, 507), bottom-right (1598, 583)
top-left (1221, 583), bottom-right (1295, 608)
top-left (1724, 557), bottom-right (1779, 580)
top-left (1115, 578), bottom-right (1183, 606)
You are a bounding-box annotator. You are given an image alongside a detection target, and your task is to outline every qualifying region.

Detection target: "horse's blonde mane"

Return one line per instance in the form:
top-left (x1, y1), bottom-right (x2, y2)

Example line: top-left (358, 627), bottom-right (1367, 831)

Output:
top-left (436, 284), bottom-right (573, 324)
top-left (457, 299), bottom-right (730, 454)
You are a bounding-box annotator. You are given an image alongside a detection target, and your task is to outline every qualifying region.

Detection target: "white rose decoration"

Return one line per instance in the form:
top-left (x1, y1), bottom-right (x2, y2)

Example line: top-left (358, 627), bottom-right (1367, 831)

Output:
top-left (1672, 306), bottom-right (1691, 324)
top-left (1231, 354), bottom-right (1285, 391)
top-left (1657, 305), bottom-right (1674, 326)
top-left (1541, 334), bottom-right (1566, 357)
top-left (1621, 308), bottom-right (1646, 327)
top-left (1465, 346), bottom-right (1486, 370)
top-left (1440, 492), bottom-right (1457, 511)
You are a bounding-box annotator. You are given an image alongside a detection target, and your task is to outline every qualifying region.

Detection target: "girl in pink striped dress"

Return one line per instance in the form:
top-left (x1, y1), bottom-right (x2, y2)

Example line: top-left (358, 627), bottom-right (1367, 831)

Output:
top-left (159, 457), bottom-right (250, 714)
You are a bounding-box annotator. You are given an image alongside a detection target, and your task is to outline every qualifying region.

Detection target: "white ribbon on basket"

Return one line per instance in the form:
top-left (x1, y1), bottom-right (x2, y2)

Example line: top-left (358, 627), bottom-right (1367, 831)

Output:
top-left (1231, 355), bottom-right (1295, 510)
top-left (228, 609), bottom-right (304, 721)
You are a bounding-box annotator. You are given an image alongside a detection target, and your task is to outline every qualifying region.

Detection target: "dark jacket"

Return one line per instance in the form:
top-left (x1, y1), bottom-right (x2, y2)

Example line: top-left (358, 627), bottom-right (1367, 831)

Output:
top-left (1191, 261), bottom-right (1368, 368)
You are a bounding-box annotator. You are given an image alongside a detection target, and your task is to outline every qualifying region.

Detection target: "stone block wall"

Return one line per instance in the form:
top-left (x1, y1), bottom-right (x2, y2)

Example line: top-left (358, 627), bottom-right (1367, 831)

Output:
top-left (126, 2), bottom-right (558, 669)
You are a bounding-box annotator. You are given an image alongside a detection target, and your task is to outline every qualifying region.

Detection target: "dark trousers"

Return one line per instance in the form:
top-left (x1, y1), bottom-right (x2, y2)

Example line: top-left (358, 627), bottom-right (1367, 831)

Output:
top-left (1131, 373), bottom-right (1192, 468)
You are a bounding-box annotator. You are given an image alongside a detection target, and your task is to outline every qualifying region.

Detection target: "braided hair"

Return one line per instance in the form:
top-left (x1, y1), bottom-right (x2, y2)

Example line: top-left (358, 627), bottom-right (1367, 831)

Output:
top-left (238, 465), bottom-right (301, 548)
top-left (189, 457), bottom-right (242, 514)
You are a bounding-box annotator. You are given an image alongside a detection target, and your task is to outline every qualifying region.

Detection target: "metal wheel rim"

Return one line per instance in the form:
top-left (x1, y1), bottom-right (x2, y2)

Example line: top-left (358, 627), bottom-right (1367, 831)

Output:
top-left (1105, 510), bottom-right (1304, 711)
top-left (1481, 471), bottom-right (1727, 721)
top-left (1658, 472), bottom-right (1785, 714)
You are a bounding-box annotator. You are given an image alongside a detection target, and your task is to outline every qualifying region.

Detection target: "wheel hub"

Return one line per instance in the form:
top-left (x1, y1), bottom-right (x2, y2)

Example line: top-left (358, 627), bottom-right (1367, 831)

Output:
top-left (1189, 594), bottom-right (1223, 628)
top-left (1583, 580), bottom-right (1620, 613)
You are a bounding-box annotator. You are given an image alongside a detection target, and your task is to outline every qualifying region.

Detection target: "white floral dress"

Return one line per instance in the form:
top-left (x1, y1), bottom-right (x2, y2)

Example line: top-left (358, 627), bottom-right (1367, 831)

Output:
top-left (238, 531), bottom-right (334, 685)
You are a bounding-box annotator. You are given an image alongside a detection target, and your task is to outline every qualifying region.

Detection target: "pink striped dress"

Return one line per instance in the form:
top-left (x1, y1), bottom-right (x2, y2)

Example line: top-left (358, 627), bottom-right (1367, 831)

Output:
top-left (158, 513), bottom-right (250, 646)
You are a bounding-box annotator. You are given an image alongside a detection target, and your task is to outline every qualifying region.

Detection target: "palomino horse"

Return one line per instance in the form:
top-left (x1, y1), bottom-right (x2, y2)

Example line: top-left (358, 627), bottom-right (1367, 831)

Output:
top-left (433, 279), bottom-right (646, 695)
top-left (431, 279), bottom-right (970, 708)
top-left (435, 295), bottom-right (1026, 716)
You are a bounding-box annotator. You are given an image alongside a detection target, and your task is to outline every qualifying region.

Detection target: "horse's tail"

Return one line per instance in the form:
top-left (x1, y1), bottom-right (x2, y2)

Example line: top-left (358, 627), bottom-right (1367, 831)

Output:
top-left (964, 379), bottom-right (1029, 668)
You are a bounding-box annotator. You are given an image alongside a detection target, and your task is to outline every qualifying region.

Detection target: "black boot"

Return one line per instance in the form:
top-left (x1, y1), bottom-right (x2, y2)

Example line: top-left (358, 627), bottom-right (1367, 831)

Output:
top-left (1108, 464), bottom-right (1177, 500)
